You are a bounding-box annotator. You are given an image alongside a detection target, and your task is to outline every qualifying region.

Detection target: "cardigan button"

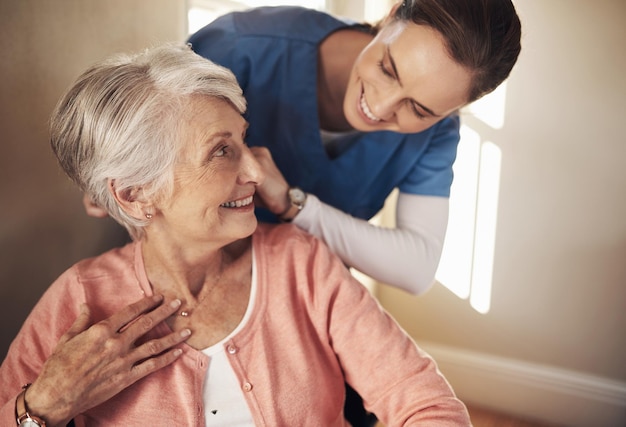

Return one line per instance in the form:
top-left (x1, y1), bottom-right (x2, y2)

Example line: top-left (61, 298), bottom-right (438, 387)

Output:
top-left (242, 382), bottom-right (253, 392)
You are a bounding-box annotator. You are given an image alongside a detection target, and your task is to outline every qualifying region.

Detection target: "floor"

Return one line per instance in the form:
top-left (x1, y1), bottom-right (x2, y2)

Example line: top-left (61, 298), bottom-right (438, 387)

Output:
top-left (465, 404), bottom-right (558, 427)
top-left (374, 404), bottom-right (558, 427)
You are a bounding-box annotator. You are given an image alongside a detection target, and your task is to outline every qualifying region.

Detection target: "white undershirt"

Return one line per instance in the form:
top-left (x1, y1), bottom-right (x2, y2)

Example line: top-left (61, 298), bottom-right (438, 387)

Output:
top-left (201, 256), bottom-right (257, 426)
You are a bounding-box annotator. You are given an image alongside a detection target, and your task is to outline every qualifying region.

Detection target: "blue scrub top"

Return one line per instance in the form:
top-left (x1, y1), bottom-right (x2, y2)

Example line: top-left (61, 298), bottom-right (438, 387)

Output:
top-left (188, 6), bottom-right (460, 221)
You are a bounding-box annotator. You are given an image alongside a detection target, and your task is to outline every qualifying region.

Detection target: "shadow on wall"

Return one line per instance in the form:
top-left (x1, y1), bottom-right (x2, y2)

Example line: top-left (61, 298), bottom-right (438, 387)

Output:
top-left (0, 205), bottom-right (129, 359)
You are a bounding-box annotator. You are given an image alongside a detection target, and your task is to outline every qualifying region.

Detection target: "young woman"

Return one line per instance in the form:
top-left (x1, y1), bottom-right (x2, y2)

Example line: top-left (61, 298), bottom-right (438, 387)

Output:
top-left (187, 0), bottom-right (522, 296)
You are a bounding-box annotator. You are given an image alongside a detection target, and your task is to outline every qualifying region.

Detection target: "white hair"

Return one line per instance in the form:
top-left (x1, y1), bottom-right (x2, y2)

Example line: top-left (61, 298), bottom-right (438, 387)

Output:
top-left (50, 43), bottom-right (246, 239)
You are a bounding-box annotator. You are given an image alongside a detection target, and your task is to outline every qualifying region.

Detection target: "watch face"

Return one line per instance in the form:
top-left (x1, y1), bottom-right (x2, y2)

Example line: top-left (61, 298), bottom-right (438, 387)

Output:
top-left (20, 420), bottom-right (41, 427)
top-left (289, 188), bottom-right (306, 205)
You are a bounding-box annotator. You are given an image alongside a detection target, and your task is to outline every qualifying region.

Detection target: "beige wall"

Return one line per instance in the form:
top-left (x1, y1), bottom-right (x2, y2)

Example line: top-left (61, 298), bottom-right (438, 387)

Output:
top-left (377, 0), bottom-right (626, 424)
top-left (0, 0), bottom-right (186, 358)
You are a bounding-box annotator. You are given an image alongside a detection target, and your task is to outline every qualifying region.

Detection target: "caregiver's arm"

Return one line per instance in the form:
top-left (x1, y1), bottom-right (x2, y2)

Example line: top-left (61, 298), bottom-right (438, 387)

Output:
top-left (295, 192), bottom-right (448, 295)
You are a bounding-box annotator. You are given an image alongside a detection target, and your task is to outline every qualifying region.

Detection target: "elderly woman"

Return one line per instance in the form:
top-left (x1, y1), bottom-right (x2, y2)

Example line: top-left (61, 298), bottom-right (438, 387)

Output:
top-left (0, 44), bottom-right (470, 426)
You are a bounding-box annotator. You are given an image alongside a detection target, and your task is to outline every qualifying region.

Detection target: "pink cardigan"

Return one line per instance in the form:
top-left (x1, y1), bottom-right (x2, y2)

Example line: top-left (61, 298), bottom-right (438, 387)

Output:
top-left (0, 223), bottom-right (470, 426)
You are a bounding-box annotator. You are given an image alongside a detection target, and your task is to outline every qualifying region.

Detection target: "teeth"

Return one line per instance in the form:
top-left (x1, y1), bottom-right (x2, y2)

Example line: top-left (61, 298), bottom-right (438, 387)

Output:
top-left (220, 195), bottom-right (253, 208)
top-left (360, 92), bottom-right (381, 122)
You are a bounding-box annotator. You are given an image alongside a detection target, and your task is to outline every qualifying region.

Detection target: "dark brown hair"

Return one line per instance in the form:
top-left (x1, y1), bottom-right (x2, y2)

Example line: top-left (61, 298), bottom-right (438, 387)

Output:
top-left (391, 0), bottom-right (522, 102)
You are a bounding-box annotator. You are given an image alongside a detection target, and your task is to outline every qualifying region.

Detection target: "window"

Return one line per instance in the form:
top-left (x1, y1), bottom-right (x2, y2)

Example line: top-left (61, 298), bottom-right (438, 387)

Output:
top-left (435, 83), bottom-right (508, 314)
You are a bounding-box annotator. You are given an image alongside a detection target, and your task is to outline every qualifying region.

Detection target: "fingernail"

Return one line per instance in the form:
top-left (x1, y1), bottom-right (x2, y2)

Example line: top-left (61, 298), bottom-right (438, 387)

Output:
top-left (180, 328), bottom-right (191, 337)
top-left (170, 299), bottom-right (181, 308)
top-left (173, 349), bottom-right (183, 357)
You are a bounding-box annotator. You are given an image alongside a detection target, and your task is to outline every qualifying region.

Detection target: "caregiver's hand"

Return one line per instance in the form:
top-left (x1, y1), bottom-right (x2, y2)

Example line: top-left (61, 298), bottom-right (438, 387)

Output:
top-left (24, 295), bottom-right (190, 427)
top-left (250, 146), bottom-right (291, 215)
top-left (82, 194), bottom-right (109, 218)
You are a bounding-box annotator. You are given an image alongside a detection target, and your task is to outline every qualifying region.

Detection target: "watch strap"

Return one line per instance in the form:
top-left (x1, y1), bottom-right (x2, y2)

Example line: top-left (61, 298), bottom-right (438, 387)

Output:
top-left (279, 203), bottom-right (302, 222)
top-left (277, 187), bottom-right (307, 222)
top-left (16, 384), bottom-right (46, 427)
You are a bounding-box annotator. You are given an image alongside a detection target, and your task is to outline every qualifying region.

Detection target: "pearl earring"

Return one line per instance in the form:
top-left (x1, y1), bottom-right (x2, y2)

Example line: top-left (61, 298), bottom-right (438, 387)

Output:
top-left (145, 213), bottom-right (153, 219)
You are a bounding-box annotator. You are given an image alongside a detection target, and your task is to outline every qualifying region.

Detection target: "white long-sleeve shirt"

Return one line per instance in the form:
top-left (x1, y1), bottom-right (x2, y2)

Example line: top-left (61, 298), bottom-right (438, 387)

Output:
top-left (294, 192), bottom-right (448, 294)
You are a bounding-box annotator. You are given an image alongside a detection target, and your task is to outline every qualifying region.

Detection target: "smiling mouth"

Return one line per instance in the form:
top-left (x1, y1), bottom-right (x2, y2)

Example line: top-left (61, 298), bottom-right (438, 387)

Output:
top-left (220, 195), bottom-right (254, 208)
top-left (360, 90), bottom-right (381, 122)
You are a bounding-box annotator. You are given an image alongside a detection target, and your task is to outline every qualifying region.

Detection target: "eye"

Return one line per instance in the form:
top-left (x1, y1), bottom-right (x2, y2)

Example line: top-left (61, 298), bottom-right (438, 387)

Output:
top-left (377, 60), bottom-right (394, 78)
top-left (408, 101), bottom-right (427, 119)
top-left (213, 145), bottom-right (230, 158)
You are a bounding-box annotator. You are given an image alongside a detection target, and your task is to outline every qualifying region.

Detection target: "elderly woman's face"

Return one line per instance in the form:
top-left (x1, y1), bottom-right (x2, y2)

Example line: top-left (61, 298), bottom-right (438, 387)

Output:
top-left (343, 21), bottom-right (472, 134)
top-left (153, 96), bottom-right (263, 245)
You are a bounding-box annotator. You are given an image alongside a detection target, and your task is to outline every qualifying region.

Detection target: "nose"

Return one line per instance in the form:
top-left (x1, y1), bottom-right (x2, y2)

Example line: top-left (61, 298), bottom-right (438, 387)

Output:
top-left (367, 88), bottom-right (402, 121)
top-left (239, 146), bottom-right (266, 186)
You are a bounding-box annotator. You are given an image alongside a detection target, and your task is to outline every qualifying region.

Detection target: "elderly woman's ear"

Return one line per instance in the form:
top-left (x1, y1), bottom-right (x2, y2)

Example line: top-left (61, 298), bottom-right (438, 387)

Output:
top-left (108, 178), bottom-right (153, 221)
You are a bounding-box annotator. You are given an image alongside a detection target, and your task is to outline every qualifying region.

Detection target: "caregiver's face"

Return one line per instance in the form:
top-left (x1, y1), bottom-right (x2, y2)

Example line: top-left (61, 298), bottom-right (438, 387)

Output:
top-left (344, 20), bottom-right (472, 134)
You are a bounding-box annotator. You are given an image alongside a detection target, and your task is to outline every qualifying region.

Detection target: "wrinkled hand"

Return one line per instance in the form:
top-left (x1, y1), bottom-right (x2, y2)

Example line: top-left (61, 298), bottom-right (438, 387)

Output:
top-left (83, 194), bottom-right (109, 218)
top-left (26, 295), bottom-right (190, 427)
top-left (250, 146), bottom-right (290, 215)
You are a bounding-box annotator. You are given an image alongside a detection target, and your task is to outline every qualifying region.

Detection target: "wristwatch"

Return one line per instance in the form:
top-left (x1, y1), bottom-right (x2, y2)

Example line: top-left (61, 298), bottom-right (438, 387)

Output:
top-left (278, 187), bottom-right (307, 222)
top-left (16, 384), bottom-right (47, 427)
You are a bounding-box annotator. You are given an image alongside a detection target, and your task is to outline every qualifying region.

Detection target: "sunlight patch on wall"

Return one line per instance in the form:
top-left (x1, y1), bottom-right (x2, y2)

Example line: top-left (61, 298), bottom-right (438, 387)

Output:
top-left (467, 82), bottom-right (507, 130)
top-left (435, 83), bottom-right (507, 314)
top-left (470, 141), bottom-right (501, 313)
top-left (435, 126), bottom-right (480, 300)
